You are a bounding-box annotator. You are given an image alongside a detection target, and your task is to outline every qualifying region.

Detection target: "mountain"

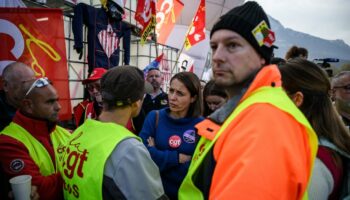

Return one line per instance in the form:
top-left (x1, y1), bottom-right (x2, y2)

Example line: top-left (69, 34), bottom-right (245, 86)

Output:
top-left (269, 17), bottom-right (350, 61)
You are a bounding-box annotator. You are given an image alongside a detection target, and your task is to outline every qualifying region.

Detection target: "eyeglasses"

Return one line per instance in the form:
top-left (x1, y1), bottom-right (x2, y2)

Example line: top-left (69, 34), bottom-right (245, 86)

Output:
top-left (25, 77), bottom-right (49, 97)
top-left (333, 84), bottom-right (350, 91)
top-left (87, 83), bottom-right (101, 92)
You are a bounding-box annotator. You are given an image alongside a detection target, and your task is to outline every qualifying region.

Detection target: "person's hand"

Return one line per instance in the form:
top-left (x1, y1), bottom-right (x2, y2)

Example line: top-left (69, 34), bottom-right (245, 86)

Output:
top-left (179, 153), bottom-right (191, 164)
top-left (75, 47), bottom-right (83, 60)
top-left (30, 186), bottom-right (40, 200)
top-left (147, 137), bottom-right (155, 147)
top-left (8, 185), bottom-right (40, 200)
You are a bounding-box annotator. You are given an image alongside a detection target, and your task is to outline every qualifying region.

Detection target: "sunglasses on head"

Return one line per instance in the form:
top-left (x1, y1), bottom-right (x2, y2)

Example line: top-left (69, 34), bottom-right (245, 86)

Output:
top-left (25, 77), bottom-right (50, 97)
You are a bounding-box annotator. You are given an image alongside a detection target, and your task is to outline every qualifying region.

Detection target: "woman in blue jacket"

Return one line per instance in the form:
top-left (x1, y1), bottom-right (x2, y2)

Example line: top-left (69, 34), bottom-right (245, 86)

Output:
top-left (139, 72), bottom-right (204, 200)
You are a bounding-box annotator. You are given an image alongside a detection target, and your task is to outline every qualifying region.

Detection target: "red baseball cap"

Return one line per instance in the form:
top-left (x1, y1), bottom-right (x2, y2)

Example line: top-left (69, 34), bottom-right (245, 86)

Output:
top-left (82, 68), bottom-right (107, 85)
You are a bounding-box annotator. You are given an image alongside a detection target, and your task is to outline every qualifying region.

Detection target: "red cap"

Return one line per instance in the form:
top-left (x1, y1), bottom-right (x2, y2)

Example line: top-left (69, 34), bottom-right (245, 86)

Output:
top-left (82, 68), bottom-right (107, 85)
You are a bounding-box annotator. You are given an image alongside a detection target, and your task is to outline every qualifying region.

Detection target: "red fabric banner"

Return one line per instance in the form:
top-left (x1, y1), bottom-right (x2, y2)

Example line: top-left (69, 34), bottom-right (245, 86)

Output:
top-left (156, 0), bottom-right (184, 45)
top-left (159, 54), bottom-right (171, 92)
top-left (184, 0), bottom-right (206, 50)
top-left (135, 0), bottom-right (157, 44)
top-left (0, 8), bottom-right (71, 120)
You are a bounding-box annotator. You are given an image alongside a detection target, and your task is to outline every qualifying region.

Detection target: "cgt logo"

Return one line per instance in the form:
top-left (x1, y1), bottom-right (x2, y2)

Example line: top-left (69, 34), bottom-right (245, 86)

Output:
top-left (60, 132), bottom-right (88, 198)
top-left (63, 148), bottom-right (88, 179)
top-left (0, 19), bottom-right (61, 76)
top-left (169, 135), bottom-right (181, 148)
top-left (0, 19), bottom-right (24, 73)
top-left (155, 0), bottom-right (173, 39)
top-left (61, 132), bottom-right (88, 179)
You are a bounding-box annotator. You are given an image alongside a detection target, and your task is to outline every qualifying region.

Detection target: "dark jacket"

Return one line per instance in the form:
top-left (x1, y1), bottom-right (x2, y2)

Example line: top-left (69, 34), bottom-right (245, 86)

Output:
top-left (139, 108), bottom-right (204, 199)
top-left (73, 3), bottom-right (130, 73)
top-left (142, 92), bottom-right (168, 115)
top-left (0, 90), bottom-right (16, 132)
top-left (133, 92), bottom-right (169, 134)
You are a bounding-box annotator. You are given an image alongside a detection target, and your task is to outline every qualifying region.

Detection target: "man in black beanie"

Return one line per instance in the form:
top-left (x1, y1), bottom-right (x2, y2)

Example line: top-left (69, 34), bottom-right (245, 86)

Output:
top-left (179, 2), bottom-right (318, 199)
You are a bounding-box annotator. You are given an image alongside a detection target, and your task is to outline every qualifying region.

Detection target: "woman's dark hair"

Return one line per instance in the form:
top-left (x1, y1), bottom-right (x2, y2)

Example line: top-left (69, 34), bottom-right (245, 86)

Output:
top-left (170, 72), bottom-right (203, 117)
top-left (203, 80), bottom-right (228, 116)
top-left (279, 58), bottom-right (350, 156)
top-left (101, 66), bottom-right (145, 111)
top-left (285, 46), bottom-right (308, 60)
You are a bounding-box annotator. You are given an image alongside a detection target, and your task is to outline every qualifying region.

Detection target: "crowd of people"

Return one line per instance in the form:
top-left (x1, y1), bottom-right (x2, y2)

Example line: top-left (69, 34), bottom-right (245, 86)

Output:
top-left (0, 1), bottom-right (349, 200)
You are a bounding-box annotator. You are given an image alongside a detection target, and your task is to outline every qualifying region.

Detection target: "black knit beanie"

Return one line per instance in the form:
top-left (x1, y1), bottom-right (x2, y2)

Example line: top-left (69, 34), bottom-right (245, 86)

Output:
top-left (210, 1), bottom-right (275, 64)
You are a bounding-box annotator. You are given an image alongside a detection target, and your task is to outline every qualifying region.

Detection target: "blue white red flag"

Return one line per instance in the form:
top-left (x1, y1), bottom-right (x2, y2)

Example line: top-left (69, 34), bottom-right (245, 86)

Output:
top-left (143, 53), bottom-right (164, 75)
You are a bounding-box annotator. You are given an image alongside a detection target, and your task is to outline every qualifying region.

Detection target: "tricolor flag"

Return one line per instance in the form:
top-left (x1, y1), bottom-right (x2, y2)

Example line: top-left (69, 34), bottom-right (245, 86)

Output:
top-left (143, 53), bottom-right (164, 76)
top-left (135, 0), bottom-right (157, 44)
top-left (184, 0), bottom-right (205, 50)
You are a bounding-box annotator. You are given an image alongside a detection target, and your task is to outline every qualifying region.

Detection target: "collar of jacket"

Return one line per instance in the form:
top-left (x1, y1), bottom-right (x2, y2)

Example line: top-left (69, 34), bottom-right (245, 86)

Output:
top-left (13, 110), bottom-right (57, 137)
top-left (208, 65), bottom-right (281, 124)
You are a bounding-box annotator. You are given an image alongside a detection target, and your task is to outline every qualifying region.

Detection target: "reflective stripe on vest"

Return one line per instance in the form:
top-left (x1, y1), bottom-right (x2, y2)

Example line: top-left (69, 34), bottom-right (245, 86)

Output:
top-left (1, 122), bottom-right (70, 176)
top-left (59, 119), bottom-right (140, 200)
top-left (179, 86), bottom-right (318, 200)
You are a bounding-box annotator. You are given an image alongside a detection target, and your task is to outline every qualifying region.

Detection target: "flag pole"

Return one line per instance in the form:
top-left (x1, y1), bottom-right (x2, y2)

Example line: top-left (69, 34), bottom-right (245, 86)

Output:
top-left (153, 20), bottom-right (159, 57)
top-left (171, 22), bottom-right (194, 74)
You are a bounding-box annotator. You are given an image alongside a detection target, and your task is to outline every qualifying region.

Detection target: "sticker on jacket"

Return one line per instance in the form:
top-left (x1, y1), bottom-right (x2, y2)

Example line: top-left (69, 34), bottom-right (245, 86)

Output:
top-left (10, 159), bottom-right (24, 173)
top-left (161, 99), bottom-right (168, 105)
top-left (169, 135), bottom-right (181, 148)
top-left (183, 130), bottom-right (196, 144)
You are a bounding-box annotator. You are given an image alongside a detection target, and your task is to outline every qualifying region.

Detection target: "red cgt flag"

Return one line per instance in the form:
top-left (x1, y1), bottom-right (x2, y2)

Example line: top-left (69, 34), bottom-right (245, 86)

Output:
top-left (156, 0), bottom-right (184, 45)
top-left (184, 0), bottom-right (205, 50)
top-left (0, 8), bottom-right (71, 120)
top-left (135, 0), bottom-right (157, 44)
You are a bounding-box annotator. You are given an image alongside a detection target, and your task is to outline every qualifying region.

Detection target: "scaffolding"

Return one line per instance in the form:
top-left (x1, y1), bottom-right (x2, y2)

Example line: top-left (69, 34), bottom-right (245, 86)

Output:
top-left (31, 0), bottom-right (181, 111)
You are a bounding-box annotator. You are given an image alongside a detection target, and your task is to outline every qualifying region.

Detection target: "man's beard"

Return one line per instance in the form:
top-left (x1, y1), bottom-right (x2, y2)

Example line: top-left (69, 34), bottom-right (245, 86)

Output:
top-left (335, 98), bottom-right (350, 118)
top-left (151, 81), bottom-right (160, 89)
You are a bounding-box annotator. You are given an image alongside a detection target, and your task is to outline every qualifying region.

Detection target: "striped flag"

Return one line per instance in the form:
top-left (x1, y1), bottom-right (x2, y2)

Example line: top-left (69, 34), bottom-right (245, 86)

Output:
top-left (97, 24), bottom-right (120, 58)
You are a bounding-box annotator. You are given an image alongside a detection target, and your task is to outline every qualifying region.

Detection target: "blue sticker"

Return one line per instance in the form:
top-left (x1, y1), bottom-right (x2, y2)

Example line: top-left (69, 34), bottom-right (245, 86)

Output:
top-left (183, 130), bottom-right (196, 143)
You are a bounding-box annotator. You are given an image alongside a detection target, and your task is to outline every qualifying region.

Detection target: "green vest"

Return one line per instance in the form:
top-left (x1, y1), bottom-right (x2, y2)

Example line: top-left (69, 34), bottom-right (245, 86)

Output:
top-left (59, 119), bottom-right (139, 200)
top-left (1, 122), bottom-right (70, 176)
top-left (178, 86), bottom-right (318, 200)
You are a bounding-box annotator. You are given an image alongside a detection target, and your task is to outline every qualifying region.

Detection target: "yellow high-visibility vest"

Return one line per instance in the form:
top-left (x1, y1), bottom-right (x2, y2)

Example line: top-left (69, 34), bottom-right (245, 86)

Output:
top-left (59, 119), bottom-right (139, 200)
top-left (179, 86), bottom-right (318, 200)
top-left (1, 122), bottom-right (70, 175)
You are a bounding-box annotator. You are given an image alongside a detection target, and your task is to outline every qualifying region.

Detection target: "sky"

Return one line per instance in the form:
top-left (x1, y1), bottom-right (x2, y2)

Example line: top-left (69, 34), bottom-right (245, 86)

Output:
top-left (254, 0), bottom-right (350, 46)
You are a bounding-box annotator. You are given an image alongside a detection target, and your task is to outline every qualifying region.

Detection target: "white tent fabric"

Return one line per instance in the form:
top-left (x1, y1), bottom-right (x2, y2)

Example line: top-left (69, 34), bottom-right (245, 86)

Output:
top-left (178, 0), bottom-right (243, 31)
